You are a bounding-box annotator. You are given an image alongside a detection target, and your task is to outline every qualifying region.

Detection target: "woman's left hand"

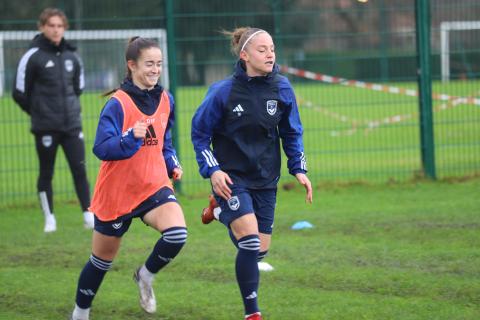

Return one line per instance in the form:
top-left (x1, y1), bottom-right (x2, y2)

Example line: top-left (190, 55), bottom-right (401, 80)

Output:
top-left (172, 167), bottom-right (183, 181)
top-left (295, 173), bottom-right (313, 203)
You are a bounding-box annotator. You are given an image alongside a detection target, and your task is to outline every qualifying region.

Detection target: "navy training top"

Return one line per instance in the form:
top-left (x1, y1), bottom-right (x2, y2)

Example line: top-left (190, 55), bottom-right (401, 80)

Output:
top-left (191, 60), bottom-right (307, 189)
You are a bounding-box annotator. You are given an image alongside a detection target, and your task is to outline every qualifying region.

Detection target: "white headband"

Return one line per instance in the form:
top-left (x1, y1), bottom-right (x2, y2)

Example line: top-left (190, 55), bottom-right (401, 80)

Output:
top-left (240, 30), bottom-right (265, 52)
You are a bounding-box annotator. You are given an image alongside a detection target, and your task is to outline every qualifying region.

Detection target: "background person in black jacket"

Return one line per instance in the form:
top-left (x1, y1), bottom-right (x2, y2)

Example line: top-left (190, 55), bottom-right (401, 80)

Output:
top-left (12, 8), bottom-right (93, 233)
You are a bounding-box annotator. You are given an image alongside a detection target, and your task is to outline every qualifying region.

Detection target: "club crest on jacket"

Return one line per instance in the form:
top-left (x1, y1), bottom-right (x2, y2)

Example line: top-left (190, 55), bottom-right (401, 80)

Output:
top-left (266, 100), bottom-right (277, 115)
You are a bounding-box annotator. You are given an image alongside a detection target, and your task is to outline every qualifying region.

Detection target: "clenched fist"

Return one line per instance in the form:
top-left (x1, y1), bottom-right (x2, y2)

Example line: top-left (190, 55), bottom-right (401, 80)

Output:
top-left (133, 120), bottom-right (148, 139)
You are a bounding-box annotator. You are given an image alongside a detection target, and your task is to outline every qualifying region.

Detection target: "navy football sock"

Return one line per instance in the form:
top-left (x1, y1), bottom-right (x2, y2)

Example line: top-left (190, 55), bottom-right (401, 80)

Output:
top-left (257, 250), bottom-right (268, 262)
top-left (75, 254), bottom-right (112, 309)
top-left (145, 227), bottom-right (187, 274)
top-left (236, 234), bottom-right (261, 315)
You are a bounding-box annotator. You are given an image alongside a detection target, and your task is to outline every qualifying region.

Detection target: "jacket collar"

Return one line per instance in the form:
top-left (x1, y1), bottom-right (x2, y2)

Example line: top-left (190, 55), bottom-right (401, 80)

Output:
top-left (31, 33), bottom-right (75, 52)
top-left (120, 78), bottom-right (163, 98)
top-left (233, 59), bottom-right (279, 83)
top-left (119, 78), bottom-right (164, 115)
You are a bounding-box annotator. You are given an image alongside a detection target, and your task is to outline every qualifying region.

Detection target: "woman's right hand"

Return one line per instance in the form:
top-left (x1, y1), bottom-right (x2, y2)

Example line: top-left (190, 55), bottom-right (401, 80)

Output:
top-left (133, 120), bottom-right (147, 139)
top-left (210, 170), bottom-right (233, 200)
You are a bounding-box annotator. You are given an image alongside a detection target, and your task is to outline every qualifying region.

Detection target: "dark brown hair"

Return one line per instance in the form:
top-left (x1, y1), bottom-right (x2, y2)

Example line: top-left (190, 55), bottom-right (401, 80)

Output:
top-left (38, 8), bottom-right (69, 29)
top-left (102, 37), bottom-right (161, 96)
top-left (124, 36), bottom-right (160, 78)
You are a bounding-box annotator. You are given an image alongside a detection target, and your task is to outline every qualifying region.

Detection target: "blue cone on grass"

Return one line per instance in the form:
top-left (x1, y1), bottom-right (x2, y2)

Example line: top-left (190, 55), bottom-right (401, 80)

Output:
top-left (291, 221), bottom-right (314, 230)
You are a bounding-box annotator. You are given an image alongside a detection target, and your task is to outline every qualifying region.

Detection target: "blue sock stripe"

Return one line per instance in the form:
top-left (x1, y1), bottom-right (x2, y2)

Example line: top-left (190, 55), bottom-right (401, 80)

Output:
top-left (239, 238), bottom-right (260, 244)
top-left (238, 243), bottom-right (260, 250)
top-left (162, 227), bottom-right (188, 244)
top-left (163, 228), bottom-right (187, 235)
top-left (163, 238), bottom-right (187, 244)
top-left (163, 231), bottom-right (187, 239)
top-left (162, 226), bottom-right (187, 234)
top-left (239, 240), bottom-right (260, 245)
top-left (89, 254), bottom-right (112, 271)
top-left (257, 250), bottom-right (268, 261)
top-left (238, 237), bottom-right (260, 251)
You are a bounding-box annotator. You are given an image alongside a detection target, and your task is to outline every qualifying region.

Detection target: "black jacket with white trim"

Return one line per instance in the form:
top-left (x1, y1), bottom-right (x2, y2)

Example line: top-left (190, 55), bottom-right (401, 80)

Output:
top-left (12, 33), bottom-right (84, 133)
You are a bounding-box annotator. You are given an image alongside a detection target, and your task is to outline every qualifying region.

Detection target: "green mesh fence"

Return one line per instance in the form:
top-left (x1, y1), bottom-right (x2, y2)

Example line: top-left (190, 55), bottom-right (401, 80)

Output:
top-left (0, 0), bottom-right (479, 206)
top-left (431, 1), bottom-right (480, 179)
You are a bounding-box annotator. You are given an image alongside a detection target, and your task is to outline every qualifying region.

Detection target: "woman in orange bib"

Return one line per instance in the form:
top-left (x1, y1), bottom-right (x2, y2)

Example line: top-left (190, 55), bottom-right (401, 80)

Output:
top-left (71, 37), bottom-right (186, 320)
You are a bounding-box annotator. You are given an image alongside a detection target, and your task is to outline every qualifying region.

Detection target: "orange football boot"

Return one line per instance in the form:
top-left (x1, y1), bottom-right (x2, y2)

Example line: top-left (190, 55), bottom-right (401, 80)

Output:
top-left (201, 194), bottom-right (218, 224)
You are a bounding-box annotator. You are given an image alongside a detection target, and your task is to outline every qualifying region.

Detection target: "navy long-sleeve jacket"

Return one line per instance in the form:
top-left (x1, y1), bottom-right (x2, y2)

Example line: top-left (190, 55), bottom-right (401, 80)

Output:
top-left (191, 60), bottom-right (307, 189)
top-left (93, 79), bottom-right (181, 177)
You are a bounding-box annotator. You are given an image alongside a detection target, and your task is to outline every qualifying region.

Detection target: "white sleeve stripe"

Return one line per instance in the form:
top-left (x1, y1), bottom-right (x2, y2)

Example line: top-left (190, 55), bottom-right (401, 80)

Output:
top-left (300, 152), bottom-right (307, 171)
top-left (202, 149), bottom-right (219, 167)
top-left (79, 66), bottom-right (85, 90)
top-left (15, 48), bottom-right (39, 92)
top-left (208, 150), bottom-right (219, 166)
top-left (171, 155), bottom-right (180, 166)
top-left (202, 151), bottom-right (213, 167)
top-left (75, 52), bottom-right (85, 90)
top-left (202, 150), bottom-right (214, 167)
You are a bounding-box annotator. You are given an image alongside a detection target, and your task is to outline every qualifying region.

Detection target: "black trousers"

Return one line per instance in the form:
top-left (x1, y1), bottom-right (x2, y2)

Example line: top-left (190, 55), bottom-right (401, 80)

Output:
top-left (34, 130), bottom-right (91, 213)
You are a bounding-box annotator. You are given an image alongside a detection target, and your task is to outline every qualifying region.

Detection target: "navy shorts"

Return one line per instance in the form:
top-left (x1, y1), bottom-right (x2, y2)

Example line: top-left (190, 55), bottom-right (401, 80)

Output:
top-left (214, 185), bottom-right (277, 234)
top-left (94, 186), bottom-right (178, 237)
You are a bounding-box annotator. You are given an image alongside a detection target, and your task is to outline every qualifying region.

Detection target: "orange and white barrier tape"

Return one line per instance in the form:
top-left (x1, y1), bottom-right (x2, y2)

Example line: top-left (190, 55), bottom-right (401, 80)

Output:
top-left (297, 92), bottom-right (474, 137)
top-left (280, 65), bottom-right (480, 106)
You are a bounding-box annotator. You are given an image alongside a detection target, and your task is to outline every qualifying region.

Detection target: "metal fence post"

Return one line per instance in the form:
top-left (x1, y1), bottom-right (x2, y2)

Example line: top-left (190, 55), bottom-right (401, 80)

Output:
top-left (270, 0), bottom-right (284, 64)
top-left (379, 0), bottom-right (390, 82)
top-left (166, 0), bottom-right (182, 192)
top-left (415, 0), bottom-right (436, 179)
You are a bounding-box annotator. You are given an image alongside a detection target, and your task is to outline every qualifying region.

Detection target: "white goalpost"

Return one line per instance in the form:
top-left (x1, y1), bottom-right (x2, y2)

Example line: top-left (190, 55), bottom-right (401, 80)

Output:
top-left (0, 29), bottom-right (168, 96)
top-left (440, 21), bottom-right (480, 82)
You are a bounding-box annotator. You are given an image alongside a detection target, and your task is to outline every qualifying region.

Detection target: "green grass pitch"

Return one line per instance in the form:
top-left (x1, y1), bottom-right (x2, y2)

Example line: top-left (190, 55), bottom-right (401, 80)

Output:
top-left (0, 181), bottom-right (479, 319)
top-left (0, 79), bottom-right (479, 319)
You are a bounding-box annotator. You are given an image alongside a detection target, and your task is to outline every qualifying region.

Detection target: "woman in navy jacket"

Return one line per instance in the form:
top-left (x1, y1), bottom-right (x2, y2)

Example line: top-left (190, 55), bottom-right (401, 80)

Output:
top-left (191, 27), bottom-right (312, 320)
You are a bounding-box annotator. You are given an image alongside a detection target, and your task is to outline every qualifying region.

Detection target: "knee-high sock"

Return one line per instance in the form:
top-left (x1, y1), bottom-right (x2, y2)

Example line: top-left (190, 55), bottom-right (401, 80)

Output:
top-left (257, 250), bottom-right (268, 262)
top-left (144, 227), bottom-right (187, 274)
top-left (75, 254), bottom-right (112, 309)
top-left (236, 235), bottom-right (261, 315)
